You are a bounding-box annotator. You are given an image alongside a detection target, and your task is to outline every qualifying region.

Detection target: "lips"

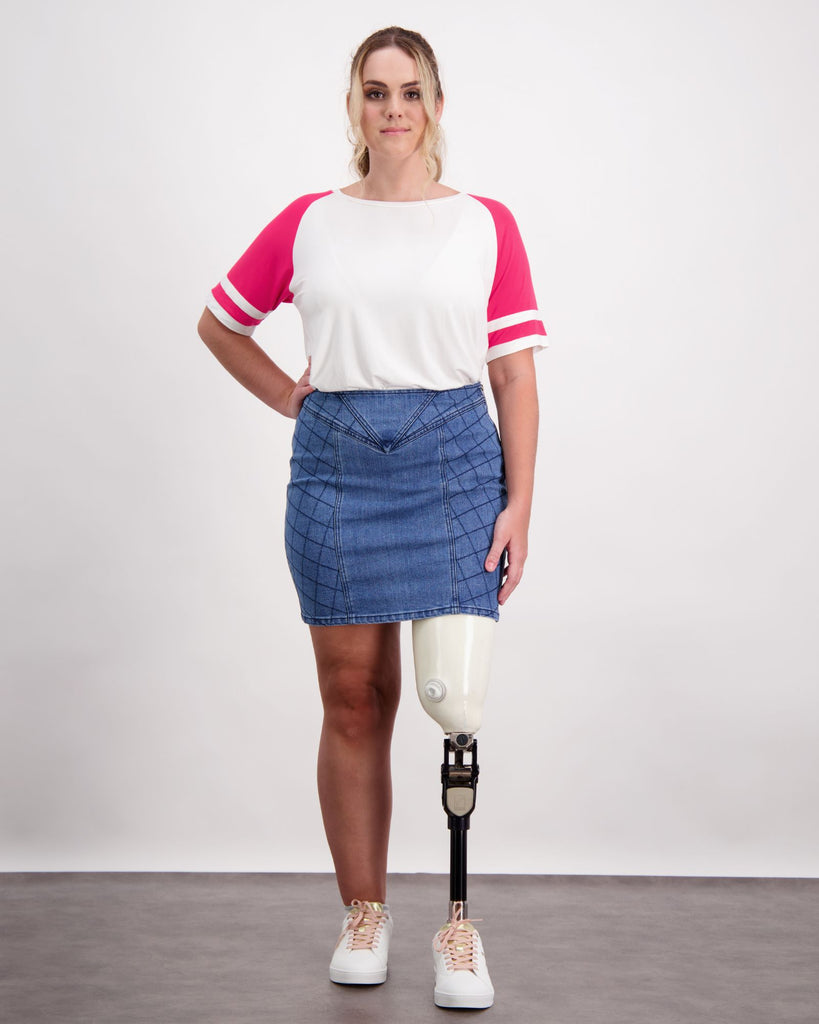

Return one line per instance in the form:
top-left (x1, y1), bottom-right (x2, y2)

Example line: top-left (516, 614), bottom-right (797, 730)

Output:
top-left (381, 128), bottom-right (409, 133)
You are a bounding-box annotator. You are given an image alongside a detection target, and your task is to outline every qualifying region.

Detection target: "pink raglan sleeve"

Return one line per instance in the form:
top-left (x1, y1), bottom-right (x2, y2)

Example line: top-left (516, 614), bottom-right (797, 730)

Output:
top-left (470, 195), bottom-right (548, 362)
top-left (206, 192), bottom-right (331, 336)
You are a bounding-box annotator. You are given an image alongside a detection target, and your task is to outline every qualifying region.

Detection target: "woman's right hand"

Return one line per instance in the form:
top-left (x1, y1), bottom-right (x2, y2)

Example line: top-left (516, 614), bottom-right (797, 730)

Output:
top-left (197, 308), bottom-right (316, 419)
top-left (284, 357), bottom-right (315, 418)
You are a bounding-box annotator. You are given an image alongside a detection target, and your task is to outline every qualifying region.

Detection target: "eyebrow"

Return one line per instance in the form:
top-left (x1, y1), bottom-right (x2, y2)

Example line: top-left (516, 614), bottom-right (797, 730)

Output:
top-left (363, 80), bottom-right (420, 88)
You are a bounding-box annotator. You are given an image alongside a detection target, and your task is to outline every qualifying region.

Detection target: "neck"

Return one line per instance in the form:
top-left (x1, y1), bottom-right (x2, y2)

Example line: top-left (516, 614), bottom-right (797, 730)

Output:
top-left (358, 157), bottom-right (435, 202)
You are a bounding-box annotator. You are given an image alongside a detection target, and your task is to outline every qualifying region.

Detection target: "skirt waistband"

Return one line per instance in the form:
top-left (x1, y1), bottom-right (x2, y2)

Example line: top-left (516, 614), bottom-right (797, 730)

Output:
top-left (299, 382), bottom-right (489, 455)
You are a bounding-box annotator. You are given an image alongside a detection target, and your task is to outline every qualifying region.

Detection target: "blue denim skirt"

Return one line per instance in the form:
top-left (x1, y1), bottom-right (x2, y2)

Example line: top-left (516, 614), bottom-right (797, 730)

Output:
top-left (284, 382), bottom-right (507, 625)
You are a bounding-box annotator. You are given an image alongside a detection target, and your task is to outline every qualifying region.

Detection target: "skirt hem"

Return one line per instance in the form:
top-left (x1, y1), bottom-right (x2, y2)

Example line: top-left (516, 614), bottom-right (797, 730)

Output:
top-left (302, 605), bottom-right (500, 626)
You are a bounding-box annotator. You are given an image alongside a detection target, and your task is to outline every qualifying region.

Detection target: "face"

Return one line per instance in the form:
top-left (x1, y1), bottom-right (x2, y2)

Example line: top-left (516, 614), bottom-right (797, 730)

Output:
top-left (350, 46), bottom-right (443, 160)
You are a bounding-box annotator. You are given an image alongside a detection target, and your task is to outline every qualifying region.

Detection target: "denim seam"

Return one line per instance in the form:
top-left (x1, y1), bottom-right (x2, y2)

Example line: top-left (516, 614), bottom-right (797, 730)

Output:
top-left (301, 606), bottom-right (500, 625)
top-left (393, 397), bottom-right (487, 451)
top-left (334, 388), bottom-right (457, 448)
top-left (337, 393), bottom-right (387, 449)
top-left (332, 428), bottom-right (352, 618)
top-left (438, 425), bottom-right (459, 606)
top-left (388, 390), bottom-right (438, 447)
top-left (302, 407), bottom-right (384, 450)
top-left (303, 396), bottom-right (487, 454)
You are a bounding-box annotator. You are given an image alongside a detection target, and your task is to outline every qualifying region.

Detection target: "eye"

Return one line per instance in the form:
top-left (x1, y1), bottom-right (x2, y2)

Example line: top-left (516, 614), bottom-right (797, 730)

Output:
top-left (404, 90), bottom-right (421, 100)
top-left (365, 89), bottom-right (384, 100)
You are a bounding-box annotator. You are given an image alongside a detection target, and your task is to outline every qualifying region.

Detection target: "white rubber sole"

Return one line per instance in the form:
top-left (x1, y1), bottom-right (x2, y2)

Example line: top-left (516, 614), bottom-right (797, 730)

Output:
top-left (434, 987), bottom-right (494, 1009)
top-left (330, 966), bottom-right (387, 985)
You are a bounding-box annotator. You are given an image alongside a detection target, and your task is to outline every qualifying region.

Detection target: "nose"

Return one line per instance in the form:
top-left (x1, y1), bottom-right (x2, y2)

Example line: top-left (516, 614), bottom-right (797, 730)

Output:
top-left (385, 95), bottom-right (405, 119)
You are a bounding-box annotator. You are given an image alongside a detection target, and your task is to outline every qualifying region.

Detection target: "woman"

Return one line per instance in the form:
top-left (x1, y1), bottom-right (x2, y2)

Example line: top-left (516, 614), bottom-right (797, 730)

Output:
top-left (198, 25), bottom-right (545, 1009)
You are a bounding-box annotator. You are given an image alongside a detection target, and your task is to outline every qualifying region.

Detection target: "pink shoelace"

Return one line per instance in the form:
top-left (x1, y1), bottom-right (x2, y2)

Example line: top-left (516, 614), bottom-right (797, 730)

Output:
top-left (342, 899), bottom-right (389, 950)
top-left (433, 905), bottom-right (484, 971)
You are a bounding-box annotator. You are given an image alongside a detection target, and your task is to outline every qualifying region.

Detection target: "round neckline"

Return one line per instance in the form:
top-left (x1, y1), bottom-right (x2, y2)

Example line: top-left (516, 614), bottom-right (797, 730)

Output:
top-left (334, 188), bottom-right (464, 207)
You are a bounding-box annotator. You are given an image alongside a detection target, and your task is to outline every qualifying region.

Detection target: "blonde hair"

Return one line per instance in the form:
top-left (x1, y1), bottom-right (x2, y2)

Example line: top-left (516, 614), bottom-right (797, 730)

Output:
top-left (346, 26), bottom-right (445, 185)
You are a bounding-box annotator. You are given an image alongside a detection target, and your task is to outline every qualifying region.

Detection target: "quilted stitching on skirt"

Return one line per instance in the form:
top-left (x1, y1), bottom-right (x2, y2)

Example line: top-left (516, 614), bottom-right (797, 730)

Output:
top-left (284, 383), bottom-right (506, 625)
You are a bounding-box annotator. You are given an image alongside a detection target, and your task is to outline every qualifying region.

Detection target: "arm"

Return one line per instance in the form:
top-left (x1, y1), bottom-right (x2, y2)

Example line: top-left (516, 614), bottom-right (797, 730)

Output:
top-left (197, 307), bottom-right (313, 419)
top-left (485, 347), bottom-right (539, 605)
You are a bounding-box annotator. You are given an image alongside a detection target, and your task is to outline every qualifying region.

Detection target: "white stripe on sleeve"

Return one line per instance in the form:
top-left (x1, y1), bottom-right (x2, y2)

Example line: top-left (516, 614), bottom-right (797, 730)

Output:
top-left (206, 297), bottom-right (256, 336)
top-left (487, 308), bottom-right (541, 332)
top-left (221, 276), bottom-right (269, 321)
top-left (486, 336), bottom-right (548, 362)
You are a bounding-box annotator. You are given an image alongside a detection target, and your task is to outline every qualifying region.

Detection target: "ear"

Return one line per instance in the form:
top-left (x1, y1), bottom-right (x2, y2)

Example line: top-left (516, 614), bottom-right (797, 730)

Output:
top-left (435, 93), bottom-right (444, 122)
top-left (346, 92), bottom-right (351, 116)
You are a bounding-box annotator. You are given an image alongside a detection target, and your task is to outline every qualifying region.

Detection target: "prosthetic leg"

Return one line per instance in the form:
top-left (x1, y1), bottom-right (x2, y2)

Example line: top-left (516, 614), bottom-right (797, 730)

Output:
top-left (412, 613), bottom-right (496, 1009)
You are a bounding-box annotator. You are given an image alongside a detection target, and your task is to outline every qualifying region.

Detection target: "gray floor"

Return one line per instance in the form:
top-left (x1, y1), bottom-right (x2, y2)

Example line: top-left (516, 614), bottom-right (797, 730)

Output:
top-left (2, 873), bottom-right (817, 1024)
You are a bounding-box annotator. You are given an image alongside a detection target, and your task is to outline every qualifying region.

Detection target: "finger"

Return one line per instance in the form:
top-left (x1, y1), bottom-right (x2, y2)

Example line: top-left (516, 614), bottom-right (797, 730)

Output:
top-left (485, 533), bottom-right (508, 572)
top-left (498, 549), bottom-right (525, 604)
top-left (498, 573), bottom-right (517, 603)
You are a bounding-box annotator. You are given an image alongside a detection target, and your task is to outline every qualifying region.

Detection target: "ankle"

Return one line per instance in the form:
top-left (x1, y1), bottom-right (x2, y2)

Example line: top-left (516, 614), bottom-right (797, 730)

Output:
top-left (344, 899), bottom-right (390, 912)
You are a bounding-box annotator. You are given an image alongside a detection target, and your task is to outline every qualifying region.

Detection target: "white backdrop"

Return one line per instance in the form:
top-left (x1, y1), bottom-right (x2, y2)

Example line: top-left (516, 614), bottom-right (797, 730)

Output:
top-left (2, 0), bottom-right (817, 876)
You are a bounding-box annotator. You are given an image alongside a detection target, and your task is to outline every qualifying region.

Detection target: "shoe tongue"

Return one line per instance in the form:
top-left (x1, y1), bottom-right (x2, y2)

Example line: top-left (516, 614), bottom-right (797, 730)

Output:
top-left (441, 920), bottom-right (474, 934)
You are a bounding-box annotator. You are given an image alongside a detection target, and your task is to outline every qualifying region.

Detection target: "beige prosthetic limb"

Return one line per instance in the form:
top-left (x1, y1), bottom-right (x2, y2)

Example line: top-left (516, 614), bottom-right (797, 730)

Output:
top-left (412, 613), bottom-right (495, 922)
top-left (413, 613), bottom-right (495, 736)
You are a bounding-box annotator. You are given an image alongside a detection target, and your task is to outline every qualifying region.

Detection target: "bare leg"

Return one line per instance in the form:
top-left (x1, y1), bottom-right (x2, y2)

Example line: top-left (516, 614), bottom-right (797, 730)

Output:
top-left (309, 622), bottom-right (402, 905)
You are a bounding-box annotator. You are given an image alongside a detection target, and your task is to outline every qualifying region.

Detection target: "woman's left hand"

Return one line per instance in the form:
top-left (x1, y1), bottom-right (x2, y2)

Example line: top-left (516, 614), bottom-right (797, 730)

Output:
top-left (485, 502), bottom-right (530, 605)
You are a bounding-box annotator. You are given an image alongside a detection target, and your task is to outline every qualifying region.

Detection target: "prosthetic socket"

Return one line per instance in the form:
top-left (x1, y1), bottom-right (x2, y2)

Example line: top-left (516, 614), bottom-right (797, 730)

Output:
top-left (412, 614), bottom-right (495, 923)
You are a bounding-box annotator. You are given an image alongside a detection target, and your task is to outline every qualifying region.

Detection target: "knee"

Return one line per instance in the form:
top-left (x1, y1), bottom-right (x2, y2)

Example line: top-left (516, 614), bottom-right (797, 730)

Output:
top-left (321, 668), bottom-right (400, 742)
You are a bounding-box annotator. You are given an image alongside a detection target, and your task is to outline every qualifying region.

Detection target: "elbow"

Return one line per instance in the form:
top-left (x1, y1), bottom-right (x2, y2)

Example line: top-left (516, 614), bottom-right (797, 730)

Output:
top-left (198, 307), bottom-right (227, 351)
top-left (197, 307), bottom-right (250, 357)
top-left (197, 307), bottom-right (213, 343)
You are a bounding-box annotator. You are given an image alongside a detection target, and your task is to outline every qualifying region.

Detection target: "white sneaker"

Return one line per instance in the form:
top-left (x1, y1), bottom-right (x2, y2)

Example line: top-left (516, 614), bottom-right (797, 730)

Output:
top-left (329, 899), bottom-right (392, 985)
top-left (432, 907), bottom-right (495, 1009)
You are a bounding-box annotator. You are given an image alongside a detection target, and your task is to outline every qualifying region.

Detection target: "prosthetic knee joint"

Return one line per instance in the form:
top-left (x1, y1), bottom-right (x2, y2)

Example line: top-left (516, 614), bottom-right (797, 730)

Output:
top-left (412, 614), bottom-right (495, 922)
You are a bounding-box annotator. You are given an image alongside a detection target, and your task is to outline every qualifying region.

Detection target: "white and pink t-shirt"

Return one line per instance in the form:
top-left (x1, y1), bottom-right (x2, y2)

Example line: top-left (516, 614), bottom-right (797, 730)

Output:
top-left (207, 189), bottom-right (547, 392)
